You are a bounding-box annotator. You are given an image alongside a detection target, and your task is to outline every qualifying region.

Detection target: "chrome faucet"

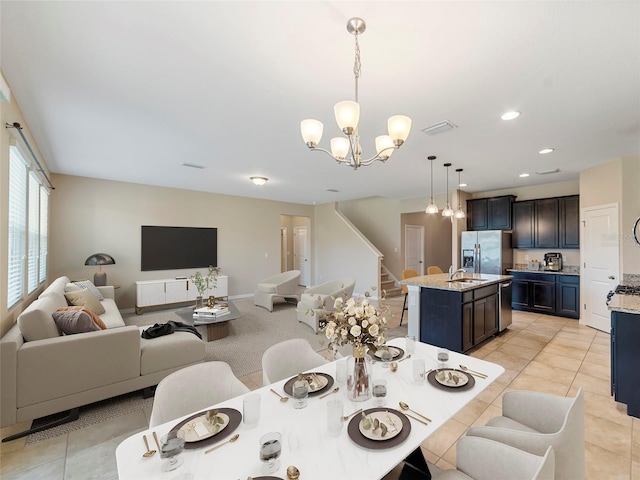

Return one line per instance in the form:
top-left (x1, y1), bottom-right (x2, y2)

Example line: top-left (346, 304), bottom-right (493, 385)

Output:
top-left (448, 266), bottom-right (467, 281)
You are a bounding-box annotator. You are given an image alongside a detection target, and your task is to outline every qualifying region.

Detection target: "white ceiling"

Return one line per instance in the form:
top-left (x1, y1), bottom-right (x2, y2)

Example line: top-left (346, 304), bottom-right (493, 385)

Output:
top-left (2, 1), bottom-right (639, 205)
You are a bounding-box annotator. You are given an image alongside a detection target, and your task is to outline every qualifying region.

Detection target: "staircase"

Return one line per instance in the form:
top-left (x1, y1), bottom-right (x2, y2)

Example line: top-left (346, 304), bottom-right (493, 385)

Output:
top-left (381, 270), bottom-right (402, 298)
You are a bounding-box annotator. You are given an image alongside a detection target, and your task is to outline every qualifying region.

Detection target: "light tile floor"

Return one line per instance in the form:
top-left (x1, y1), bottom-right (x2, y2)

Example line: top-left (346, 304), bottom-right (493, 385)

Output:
top-left (1, 295), bottom-right (639, 479)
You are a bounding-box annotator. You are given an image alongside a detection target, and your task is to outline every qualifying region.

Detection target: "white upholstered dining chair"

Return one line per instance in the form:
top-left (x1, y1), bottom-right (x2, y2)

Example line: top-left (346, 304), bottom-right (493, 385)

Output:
top-left (466, 388), bottom-right (584, 480)
top-left (149, 361), bottom-right (249, 428)
top-left (261, 338), bottom-right (328, 386)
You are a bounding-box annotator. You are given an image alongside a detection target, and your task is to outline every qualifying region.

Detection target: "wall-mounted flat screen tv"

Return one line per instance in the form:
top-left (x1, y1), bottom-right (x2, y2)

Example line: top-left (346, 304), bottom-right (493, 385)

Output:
top-left (141, 225), bottom-right (217, 271)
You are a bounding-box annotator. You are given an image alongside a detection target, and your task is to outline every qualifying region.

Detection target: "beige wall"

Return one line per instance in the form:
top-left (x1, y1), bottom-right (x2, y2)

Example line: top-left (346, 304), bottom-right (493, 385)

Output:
top-left (401, 212), bottom-right (453, 273)
top-left (49, 174), bottom-right (314, 310)
top-left (580, 156), bottom-right (640, 276)
top-left (0, 81), bottom-right (53, 336)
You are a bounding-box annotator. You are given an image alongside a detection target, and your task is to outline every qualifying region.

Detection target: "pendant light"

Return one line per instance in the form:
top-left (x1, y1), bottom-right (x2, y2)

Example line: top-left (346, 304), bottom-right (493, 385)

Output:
top-left (454, 168), bottom-right (466, 219)
top-left (425, 155), bottom-right (438, 214)
top-left (442, 163), bottom-right (454, 217)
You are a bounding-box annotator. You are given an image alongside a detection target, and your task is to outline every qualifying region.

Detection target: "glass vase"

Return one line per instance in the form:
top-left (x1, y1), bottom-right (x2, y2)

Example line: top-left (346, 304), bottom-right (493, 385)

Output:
top-left (195, 296), bottom-right (204, 309)
top-left (347, 345), bottom-right (372, 402)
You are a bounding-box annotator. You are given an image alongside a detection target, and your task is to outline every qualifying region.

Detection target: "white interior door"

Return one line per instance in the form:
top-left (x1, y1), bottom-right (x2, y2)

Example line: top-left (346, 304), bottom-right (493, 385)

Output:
top-left (280, 227), bottom-right (288, 271)
top-left (294, 226), bottom-right (310, 287)
top-left (581, 203), bottom-right (619, 332)
top-left (405, 225), bottom-right (424, 275)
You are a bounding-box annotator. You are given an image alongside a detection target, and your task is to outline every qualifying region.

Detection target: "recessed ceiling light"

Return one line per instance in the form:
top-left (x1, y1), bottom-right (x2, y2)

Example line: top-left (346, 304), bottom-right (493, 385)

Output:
top-left (539, 148), bottom-right (554, 154)
top-left (519, 173), bottom-right (530, 178)
top-left (501, 111), bottom-right (520, 120)
top-left (250, 176), bottom-right (268, 186)
top-left (458, 183), bottom-right (467, 187)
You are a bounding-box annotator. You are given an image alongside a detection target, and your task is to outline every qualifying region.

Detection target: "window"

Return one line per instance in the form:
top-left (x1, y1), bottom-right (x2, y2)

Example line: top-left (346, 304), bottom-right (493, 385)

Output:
top-left (7, 145), bottom-right (49, 308)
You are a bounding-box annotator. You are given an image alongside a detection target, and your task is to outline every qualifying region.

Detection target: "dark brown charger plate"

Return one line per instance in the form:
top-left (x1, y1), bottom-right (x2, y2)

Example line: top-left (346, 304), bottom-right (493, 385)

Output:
top-left (347, 407), bottom-right (412, 449)
top-left (427, 369), bottom-right (475, 392)
top-left (169, 407), bottom-right (241, 450)
top-left (282, 372), bottom-right (334, 397)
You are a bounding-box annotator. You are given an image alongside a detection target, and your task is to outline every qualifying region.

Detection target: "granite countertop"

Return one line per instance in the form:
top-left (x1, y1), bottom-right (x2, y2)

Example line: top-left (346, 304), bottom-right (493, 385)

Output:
top-left (608, 294), bottom-right (640, 314)
top-left (508, 264), bottom-right (580, 276)
top-left (400, 273), bottom-right (513, 292)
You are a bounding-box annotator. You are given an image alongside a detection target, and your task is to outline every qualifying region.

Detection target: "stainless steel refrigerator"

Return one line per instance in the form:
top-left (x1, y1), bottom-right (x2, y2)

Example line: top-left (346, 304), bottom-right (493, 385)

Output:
top-left (461, 230), bottom-right (513, 275)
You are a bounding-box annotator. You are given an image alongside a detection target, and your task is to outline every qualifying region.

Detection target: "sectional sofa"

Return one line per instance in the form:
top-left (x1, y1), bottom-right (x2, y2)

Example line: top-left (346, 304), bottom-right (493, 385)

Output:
top-left (0, 276), bottom-right (205, 435)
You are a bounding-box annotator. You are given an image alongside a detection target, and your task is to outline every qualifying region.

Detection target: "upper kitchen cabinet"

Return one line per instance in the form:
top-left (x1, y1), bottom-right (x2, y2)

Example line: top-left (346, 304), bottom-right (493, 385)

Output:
top-left (512, 195), bottom-right (580, 249)
top-left (535, 198), bottom-right (559, 248)
top-left (512, 200), bottom-right (535, 248)
top-left (467, 195), bottom-right (516, 231)
top-left (559, 195), bottom-right (580, 248)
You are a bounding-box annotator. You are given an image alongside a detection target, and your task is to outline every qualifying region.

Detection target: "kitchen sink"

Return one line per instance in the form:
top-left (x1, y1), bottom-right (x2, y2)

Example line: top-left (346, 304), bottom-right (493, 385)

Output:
top-left (447, 278), bottom-right (487, 283)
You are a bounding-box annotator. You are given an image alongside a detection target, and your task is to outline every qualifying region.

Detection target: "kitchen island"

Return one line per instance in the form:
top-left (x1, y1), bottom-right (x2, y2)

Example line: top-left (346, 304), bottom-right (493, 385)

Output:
top-left (401, 273), bottom-right (513, 353)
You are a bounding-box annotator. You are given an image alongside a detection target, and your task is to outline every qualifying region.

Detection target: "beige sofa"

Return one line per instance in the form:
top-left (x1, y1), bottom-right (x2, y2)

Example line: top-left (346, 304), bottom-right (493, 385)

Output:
top-left (0, 276), bottom-right (205, 435)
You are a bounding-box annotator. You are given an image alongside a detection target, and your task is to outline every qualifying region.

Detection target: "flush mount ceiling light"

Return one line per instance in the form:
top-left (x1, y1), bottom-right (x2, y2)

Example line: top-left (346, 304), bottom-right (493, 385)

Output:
top-left (425, 155), bottom-right (439, 214)
top-left (539, 148), bottom-right (555, 154)
top-left (454, 168), bottom-right (466, 219)
top-left (300, 17), bottom-right (412, 170)
top-left (250, 176), bottom-right (268, 186)
top-left (442, 163), bottom-right (454, 217)
top-left (501, 111), bottom-right (520, 120)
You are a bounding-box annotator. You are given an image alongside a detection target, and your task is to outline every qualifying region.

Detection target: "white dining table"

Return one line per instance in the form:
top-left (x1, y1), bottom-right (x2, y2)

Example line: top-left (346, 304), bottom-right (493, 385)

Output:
top-left (116, 338), bottom-right (504, 480)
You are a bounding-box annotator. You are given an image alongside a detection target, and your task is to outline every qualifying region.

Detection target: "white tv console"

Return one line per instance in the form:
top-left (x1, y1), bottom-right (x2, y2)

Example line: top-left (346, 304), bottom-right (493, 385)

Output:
top-left (135, 275), bottom-right (228, 314)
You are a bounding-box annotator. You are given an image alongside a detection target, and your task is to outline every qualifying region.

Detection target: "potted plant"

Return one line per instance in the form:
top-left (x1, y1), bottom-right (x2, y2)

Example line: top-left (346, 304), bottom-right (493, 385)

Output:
top-left (190, 265), bottom-right (221, 309)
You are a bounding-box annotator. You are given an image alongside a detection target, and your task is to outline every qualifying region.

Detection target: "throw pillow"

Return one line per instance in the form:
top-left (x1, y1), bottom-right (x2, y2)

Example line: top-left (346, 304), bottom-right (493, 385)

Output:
top-left (52, 309), bottom-right (103, 335)
top-left (56, 306), bottom-right (107, 330)
top-left (64, 282), bottom-right (83, 293)
top-left (64, 289), bottom-right (106, 315)
top-left (72, 280), bottom-right (104, 300)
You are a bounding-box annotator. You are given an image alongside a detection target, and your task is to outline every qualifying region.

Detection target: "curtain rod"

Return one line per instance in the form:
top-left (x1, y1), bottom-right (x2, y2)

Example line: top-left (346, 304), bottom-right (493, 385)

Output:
top-left (5, 122), bottom-right (55, 190)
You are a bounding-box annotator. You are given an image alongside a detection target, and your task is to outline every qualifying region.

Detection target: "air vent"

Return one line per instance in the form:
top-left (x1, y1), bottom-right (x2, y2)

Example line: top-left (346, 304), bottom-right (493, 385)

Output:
top-left (422, 120), bottom-right (458, 135)
top-left (181, 162), bottom-right (205, 169)
top-left (326, 189), bottom-right (339, 193)
top-left (535, 168), bottom-right (560, 175)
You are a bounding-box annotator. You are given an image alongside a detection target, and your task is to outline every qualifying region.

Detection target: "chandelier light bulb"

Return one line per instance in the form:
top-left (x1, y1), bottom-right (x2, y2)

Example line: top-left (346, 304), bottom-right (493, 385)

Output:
top-left (300, 119), bottom-right (323, 147)
top-left (331, 137), bottom-right (350, 160)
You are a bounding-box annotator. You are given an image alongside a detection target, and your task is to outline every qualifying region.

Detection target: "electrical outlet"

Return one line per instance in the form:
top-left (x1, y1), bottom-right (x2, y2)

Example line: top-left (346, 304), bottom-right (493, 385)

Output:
top-left (563, 255), bottom-right (566, 261)
top-left (525, 254), bottom-right (530, 261)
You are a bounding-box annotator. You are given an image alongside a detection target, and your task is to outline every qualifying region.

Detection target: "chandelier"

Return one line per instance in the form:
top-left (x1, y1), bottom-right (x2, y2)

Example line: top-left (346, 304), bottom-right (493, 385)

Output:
top-left (300, 18), bottom-right (412, 170)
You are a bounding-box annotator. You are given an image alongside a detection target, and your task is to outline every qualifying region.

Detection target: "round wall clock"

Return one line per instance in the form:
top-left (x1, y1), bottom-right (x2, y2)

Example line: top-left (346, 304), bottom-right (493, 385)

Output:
top-left (633, 216), bottom-right (640, 246)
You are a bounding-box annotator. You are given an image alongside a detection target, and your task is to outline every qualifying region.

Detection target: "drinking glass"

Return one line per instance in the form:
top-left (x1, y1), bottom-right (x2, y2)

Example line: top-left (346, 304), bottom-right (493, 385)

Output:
top-left (372, 379), bottom-right (387, 406)
top-left (405, 335), bottom-right (416, 355)
top-left (379, 347), bottom-right (393, 368)
top-left (259, 432), bottom-right (282, 474)
top-left (326, 399), bottom-right (344, 436)
top-left (243, 393), bottom-right (260, 429)
top-left (160, 430), bottom-right (186, 472)
top-left (413, 358), bottom-right (426, 383)
top-left (335, 358), bottom-right (348, 384)
top-left (292, 376), bottom-right (309, 409)
top-left (437, 348), bottom-right (450, 369)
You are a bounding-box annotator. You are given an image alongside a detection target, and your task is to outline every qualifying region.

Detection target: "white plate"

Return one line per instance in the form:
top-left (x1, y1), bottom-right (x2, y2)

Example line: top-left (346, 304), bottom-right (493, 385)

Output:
top-left (304, 373), bottom-right (328, 392)
top-left (358, 411), bottom-right (403, 441)
top-left (181, 412), bottom-right (230, 442)
top-left (373, 347), bottom-right (402, 360)
top-left (435, 369), bottom-right (469, 388)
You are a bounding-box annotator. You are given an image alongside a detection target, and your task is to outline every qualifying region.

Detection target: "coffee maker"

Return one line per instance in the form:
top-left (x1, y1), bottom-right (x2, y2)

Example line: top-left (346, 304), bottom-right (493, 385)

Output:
top-left (544, 252), bottom-right (563, 271)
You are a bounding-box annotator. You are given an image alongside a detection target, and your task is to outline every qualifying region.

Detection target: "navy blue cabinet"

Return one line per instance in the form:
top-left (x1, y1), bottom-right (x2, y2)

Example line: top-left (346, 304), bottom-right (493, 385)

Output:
top-left (420, 285), bottom-right (498, 353)
top-left (611, 311), bottom-right (640, 418)
top-left (511, 272), bottom-right (579, 319)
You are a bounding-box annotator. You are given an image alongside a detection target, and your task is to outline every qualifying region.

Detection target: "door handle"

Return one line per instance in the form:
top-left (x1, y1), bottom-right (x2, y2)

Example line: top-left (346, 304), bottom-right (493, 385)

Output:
top-left (608, 275), bottom-right (615, 280)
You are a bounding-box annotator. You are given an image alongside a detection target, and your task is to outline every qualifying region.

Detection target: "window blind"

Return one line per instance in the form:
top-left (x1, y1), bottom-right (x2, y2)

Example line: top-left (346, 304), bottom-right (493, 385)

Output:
top-left (7, 147), bottom-right (28, 308)
top-left (39, 187), bottom-right (49, 283)
top-left (27, 172), bottom-right (40, 293)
